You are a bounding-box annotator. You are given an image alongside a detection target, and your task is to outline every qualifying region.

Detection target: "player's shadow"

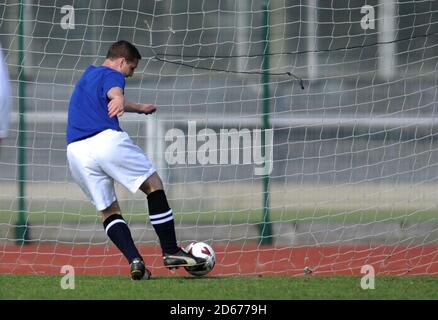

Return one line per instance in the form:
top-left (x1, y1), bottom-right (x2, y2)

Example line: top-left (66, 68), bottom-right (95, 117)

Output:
top-left (142, 275), bottom-right (224, 281)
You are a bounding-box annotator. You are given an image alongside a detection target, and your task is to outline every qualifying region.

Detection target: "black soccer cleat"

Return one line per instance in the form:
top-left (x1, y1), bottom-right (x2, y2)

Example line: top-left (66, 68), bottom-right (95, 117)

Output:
top-left (163, 247), bottom-right (206, 269)
top-left (130, 257), bottom-right (151, 280)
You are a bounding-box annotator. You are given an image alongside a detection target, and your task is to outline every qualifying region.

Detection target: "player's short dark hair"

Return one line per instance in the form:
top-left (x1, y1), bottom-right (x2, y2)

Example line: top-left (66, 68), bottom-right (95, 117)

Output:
top-left (106, 40), bottom-right (141, 62)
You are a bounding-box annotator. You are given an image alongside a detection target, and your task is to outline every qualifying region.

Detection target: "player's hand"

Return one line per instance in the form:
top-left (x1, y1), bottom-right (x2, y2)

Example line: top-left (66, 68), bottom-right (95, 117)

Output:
top-left (108, 95), bottom-right (125, 118)
top-left (136, 103), bottom-right (157, 115)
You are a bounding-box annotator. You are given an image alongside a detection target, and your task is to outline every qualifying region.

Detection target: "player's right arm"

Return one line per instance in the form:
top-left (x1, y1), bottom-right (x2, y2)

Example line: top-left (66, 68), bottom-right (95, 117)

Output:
top-left (107, 86), bottom-right (156, 117)
top-left (124, 101), bottom-right (156, 115)
top-left (107, 87), bottom-right (126, 118)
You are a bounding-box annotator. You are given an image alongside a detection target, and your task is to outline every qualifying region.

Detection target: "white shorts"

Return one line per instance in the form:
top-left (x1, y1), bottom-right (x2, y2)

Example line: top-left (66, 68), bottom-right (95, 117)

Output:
top-left (67, 129), bottom-right (156, 211)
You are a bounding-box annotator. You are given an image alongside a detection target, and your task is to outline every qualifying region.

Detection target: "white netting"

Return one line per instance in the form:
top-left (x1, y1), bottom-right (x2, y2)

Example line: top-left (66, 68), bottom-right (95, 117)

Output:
top-left (1, 0), bottom-right (438, 276)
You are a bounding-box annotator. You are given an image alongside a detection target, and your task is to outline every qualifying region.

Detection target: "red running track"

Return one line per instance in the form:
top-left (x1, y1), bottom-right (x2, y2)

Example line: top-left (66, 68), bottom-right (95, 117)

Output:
top-left (1, 244), bottom-right (438, 277)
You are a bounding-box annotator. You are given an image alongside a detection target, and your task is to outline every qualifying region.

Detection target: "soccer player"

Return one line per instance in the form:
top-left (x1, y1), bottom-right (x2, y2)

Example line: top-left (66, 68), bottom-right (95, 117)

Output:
top-left (0, 43), bottom-right (11, 150)
top-left (66, 40), bottom-right (205, 280)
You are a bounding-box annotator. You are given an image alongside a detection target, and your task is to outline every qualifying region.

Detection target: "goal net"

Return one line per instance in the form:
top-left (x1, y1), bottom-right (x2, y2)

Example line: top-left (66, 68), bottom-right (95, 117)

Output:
top-left (1, 0), bottom-right (438, 277)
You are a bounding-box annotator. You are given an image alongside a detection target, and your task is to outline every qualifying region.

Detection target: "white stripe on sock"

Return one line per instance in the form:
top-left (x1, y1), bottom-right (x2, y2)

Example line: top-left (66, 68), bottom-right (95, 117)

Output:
top-left (150, 215), bottom-right (174, 225)
top-left (149, 209), bottom-right (172, 220)
top-left (105, 219), bottom-right (126, 233)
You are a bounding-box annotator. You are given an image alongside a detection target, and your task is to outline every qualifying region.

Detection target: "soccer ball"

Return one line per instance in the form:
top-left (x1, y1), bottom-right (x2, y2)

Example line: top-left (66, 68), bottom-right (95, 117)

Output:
top-left (184, 242), bottom-right (216, 276)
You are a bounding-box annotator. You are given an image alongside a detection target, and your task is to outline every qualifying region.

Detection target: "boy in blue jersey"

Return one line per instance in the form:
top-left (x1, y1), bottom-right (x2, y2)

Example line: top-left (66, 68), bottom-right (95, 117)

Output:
top-left (66, 40), bottom-right (205, 280)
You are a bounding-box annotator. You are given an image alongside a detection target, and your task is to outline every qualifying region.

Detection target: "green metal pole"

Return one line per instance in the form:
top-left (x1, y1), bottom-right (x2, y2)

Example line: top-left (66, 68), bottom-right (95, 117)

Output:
top-left (259, 1), bottom-right (272, 245)
top-left (16, 0), bottom-right (28, 245)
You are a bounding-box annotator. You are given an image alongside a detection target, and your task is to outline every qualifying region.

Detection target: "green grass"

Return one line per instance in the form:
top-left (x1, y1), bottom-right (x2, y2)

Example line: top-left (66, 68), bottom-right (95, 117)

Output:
top-left (2, 207), bottom-right (437, 225)
top-left (1, 275), bottom-right (438, 300)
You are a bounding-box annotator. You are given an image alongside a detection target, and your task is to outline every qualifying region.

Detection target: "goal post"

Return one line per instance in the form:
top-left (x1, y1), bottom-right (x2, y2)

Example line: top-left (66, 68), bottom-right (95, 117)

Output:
top-left (260, 0), bottom-right (273, 245)
top-left (15, 0), bottom-right (28, 245)
top-left (1, 0), bottom-right (438, 277)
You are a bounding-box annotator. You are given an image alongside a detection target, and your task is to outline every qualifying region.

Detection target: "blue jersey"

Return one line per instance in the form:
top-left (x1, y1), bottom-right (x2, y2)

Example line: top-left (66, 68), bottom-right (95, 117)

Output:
top-left (66, 65), bottom-right (125, 144)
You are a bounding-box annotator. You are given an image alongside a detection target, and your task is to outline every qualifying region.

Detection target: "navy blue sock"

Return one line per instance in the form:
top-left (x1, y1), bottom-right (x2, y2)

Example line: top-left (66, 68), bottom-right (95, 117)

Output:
top-left (147, 190), bottom-right (179, 255)
top-left (103, 214), bottom-right (141, 263)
